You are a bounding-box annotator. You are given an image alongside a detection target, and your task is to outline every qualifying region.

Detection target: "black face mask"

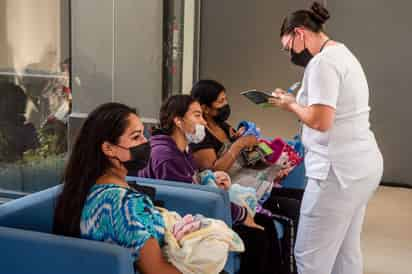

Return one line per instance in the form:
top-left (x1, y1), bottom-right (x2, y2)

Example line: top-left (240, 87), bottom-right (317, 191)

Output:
top-left (118, 142), bottom-right (151, 175)
top-left (214, 104), bottom-right (231, 123)
top-left (290, 36), bottom-right (313, 68)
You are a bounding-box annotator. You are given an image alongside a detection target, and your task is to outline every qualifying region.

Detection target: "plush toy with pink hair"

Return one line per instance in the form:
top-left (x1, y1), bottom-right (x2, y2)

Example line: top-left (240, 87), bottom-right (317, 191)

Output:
top-left (259, 137), bottom-right (303, 185)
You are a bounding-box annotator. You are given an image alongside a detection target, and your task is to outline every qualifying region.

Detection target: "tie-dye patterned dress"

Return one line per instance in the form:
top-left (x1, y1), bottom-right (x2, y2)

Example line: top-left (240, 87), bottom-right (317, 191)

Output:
top-left (80, 184), bottom-right (165, 261)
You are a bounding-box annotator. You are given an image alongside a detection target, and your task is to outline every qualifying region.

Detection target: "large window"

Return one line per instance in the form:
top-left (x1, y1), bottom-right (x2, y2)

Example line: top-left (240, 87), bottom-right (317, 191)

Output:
top-left (0, 0), bottom-right (70, 197)
top-left (0, 0), bottom-right (199, 201)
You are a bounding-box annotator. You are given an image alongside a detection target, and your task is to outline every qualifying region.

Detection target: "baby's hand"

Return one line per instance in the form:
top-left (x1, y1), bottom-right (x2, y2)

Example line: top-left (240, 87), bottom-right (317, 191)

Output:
top-left (214, 171), bottom-right (232, 190)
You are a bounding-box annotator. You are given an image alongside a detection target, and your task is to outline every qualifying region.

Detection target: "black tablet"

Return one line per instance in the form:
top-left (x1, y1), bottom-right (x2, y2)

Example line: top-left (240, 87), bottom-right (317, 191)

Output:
top-left (241, 89), bottom-right (275, 105)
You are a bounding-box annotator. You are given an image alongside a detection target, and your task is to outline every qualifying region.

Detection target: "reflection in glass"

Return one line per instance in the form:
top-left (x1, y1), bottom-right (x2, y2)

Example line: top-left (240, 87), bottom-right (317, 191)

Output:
top-left (0, 1), bottom-right (70, 195)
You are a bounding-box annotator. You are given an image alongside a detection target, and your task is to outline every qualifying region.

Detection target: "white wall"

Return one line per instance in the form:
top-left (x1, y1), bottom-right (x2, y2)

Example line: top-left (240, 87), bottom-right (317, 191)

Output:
top-left (199, 0), bottom-right (412, 185)
top-left (200, 0), bottom-right (305, 139)
top-left (71, 0), bottom-right (163, 122)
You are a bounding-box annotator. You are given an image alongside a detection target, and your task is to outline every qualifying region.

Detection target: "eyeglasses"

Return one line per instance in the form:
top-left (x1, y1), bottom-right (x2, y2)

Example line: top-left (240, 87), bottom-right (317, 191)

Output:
top-left (280, 35), bottom-right (294, 54)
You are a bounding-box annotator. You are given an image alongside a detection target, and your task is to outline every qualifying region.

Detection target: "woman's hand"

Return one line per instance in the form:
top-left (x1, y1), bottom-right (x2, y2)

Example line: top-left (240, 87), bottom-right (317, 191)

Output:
top-left (235, 134), bottom-right (258, 150)
top-left (268, 88), bottom-right (297, 112)
top-left (233, 126), bottom-right (246, 138)
top-left (137, 238), bottom-right (182, 274)
top-left (243, 213), bottom-right (264, 231)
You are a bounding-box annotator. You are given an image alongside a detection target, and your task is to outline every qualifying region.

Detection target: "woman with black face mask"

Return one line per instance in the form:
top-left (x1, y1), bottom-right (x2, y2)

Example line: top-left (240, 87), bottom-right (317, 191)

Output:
top-left (53, 103), bottom-right (181, 274)
top-left (190, 80), bottom-right (258, 173)
top-left (269, 2), bottom-right (383, 274)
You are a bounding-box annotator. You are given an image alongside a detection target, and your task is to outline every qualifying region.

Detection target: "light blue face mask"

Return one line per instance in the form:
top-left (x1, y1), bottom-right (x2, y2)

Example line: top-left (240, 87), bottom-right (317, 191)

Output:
top-left (185, 124), bottom-right (206, 144)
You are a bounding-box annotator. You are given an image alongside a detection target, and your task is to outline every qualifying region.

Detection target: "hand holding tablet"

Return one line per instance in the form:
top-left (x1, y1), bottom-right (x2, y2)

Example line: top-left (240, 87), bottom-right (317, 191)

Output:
top-left (241, 82), bottom-right (300, 106)
top-left (240, 89), bottom-right (275, 105)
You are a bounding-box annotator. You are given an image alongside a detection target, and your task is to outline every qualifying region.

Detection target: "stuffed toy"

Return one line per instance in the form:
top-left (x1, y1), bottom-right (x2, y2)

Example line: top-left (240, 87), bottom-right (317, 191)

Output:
top-left (260, 137), bottom-right (303, 175)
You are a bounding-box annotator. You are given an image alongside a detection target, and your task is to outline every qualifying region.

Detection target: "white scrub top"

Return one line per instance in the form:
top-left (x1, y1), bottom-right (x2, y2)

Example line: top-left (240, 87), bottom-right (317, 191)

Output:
top-left (296, 43), bottom-right (383, 188)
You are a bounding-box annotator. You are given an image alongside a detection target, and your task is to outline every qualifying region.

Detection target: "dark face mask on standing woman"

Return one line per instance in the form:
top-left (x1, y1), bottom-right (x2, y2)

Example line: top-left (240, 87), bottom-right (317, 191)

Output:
top-left (116, 142), bottom-right (151, 175)
top-left (214, 104), bottom-right (231, 123)
top-left (290, 36), bottom-right (313, 68)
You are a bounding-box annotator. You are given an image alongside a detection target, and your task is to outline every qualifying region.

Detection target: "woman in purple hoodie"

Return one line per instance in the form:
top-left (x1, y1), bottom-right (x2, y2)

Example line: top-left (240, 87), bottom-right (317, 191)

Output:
top-left (139, 95), bottom-right (285, 274)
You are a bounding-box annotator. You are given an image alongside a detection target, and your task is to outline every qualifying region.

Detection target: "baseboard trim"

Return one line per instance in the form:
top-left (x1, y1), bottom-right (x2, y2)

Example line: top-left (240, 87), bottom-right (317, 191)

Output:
top-left (380, 182), bottom-right (412, 189)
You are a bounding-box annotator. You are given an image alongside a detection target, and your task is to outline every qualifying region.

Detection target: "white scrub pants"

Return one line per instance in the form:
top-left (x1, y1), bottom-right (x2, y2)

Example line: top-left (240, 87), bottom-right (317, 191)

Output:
top-left (295, 168), bottom-right (382, 274)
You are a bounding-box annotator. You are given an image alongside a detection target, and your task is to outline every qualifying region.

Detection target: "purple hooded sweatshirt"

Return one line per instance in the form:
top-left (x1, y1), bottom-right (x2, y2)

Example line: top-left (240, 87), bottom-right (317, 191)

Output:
top-left (138, 134), bottom-right (196, 182)
top-left (138, 134), bottom-right (247, 224)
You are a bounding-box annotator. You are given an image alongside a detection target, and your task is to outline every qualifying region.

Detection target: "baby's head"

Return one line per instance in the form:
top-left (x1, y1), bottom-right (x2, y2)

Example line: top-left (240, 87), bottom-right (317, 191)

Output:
top-left (214, 171), bottom-right (231, 191)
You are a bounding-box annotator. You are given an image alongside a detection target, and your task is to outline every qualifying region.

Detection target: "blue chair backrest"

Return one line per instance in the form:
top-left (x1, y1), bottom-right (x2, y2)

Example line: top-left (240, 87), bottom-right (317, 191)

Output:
top-left (0, 185), bottom-right (61, 232)
top-left (0, 180), bottom-right (233, 232)
top-left (281, 162), bottom-right (307, 189)
top-left (282, 136), bottom-right (307, 189)
top-left (127, 176), bottom-right (232, 224)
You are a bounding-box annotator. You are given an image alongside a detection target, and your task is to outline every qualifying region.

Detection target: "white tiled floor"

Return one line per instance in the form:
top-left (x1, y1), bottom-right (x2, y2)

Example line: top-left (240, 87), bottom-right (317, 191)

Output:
top-left (363, 186), bottom-right (412, 274)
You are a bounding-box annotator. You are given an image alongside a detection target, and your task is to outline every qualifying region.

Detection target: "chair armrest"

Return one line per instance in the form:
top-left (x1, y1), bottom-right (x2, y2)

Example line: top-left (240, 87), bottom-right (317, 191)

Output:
top-left (0, 226), bottom-right (135, 274)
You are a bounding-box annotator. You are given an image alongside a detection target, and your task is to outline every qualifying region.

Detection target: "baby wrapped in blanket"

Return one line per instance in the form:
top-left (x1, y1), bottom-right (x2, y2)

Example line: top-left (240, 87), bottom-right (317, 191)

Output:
top-left (198, 170), bottom-right (258, 217)
top-left (158, 207), bottom-right (244, 274)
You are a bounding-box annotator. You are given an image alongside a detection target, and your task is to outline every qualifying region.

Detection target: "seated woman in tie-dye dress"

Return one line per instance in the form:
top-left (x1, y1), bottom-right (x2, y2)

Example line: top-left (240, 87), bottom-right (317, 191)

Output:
top-left (53, 103), bottom-right (181, 274)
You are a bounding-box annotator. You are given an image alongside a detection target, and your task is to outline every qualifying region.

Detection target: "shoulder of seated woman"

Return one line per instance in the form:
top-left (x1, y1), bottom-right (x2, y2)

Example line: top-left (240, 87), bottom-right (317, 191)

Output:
top-left (95, 176), bottom-right (129, 188)
top-left (208, 125), bottom-right (231, 141)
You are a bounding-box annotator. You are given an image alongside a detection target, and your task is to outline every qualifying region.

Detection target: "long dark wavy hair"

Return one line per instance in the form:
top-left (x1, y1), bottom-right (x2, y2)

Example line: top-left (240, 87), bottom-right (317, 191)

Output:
top-left (53, 102), bottom-right (137, 237)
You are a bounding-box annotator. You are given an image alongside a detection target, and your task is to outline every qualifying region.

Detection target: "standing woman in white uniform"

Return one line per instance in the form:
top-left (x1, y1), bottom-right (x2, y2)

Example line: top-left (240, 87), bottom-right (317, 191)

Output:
top-left (269, 2), bottom-right (384, 274)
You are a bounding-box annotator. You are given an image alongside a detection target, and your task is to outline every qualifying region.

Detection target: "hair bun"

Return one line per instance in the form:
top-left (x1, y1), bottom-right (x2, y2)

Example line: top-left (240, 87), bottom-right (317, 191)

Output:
top-left (310, 2), bottom-right (330, 24)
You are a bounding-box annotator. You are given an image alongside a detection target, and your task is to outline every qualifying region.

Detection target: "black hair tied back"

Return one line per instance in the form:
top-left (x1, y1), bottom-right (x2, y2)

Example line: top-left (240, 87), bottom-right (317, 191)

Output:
top-left (280, 1), bottom-right (331, 36)
top-left (309, 2), bottom-right (330, 25)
